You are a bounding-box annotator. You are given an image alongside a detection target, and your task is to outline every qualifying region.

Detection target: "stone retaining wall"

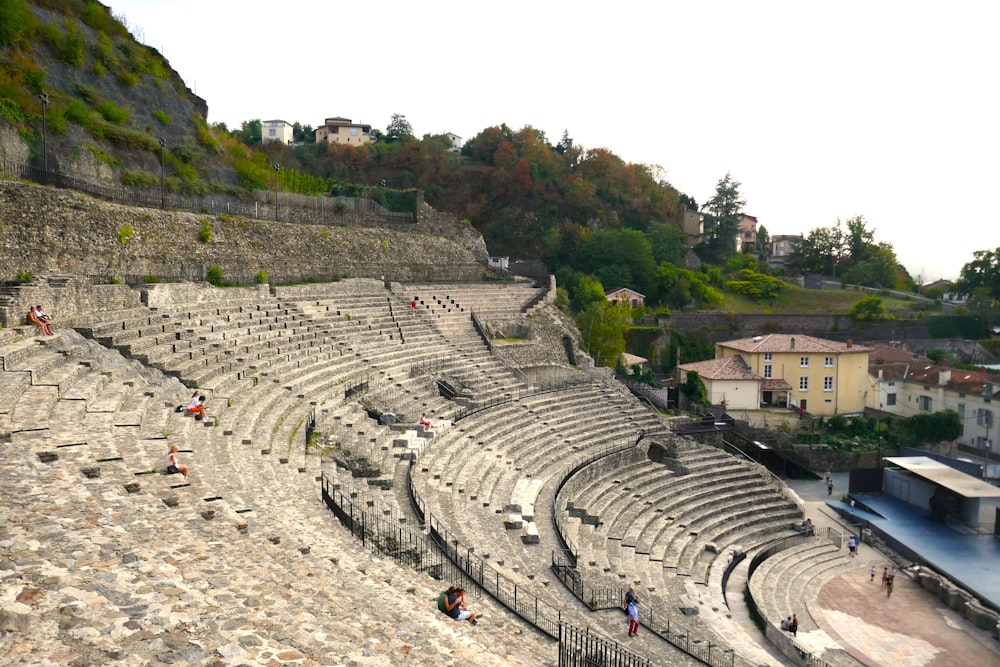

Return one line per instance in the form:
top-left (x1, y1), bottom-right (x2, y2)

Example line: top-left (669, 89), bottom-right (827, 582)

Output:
top-left (914, 567), bottom-right (1000, 638)
top-left (0, 180), bottom-right (489, 287)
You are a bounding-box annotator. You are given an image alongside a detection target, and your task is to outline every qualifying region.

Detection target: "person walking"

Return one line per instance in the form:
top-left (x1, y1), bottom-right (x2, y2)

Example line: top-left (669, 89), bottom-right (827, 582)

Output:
top-left (627, 599), bottom-right (640, 637)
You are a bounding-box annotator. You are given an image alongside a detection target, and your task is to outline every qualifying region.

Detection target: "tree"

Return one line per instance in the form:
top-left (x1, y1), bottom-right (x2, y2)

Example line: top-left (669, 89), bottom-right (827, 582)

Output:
top-left (680, 370), bottom-right (708, 406)
top-left (577, 299), bottom-right (631, 367)
top-left (842, 242), bottom-right (903, 289)
top-left (578, 230), bottom-right (657, 297)
top-left (648, 222), bottom-right (688, 267)
top-left (789, 222), bottom-right (844, 276)
top-left (756, 224), bottom-right (771, 257)
top-left (292, 122), bottom-right (314, 143)
top-left (899, 410), bottom-right (962, 445)
top-left (844, 215), bottom-right (875, 263)
top-left (848, 296), bottom-right (885, 321)
top-left (701, 172), bottom-right (746, 260)
top-left (237, 119), bottom-right (262, 146)
top-left (385, 114), bottom-right (414, 143)
top-left (956, 247), bottom-right (1000, 302)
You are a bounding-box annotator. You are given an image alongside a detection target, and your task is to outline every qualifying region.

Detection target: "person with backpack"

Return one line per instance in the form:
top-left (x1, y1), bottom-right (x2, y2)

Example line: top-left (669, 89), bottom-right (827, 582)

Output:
top-left (627, 598), bottom-right (640, 637)
top-left (437, 586), bottom-right (477, 625)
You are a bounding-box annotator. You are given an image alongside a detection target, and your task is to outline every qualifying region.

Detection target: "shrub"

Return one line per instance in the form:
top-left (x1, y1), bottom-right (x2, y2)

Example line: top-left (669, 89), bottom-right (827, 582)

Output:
top-left (198, 219), bottom-right (213, 244)
top-left (59, 19), bottom-right (87, 67)
top-left (152, 110), bottom-right (170, 126)
top-left (119, 170), bottom-right (158, 188)
top-left (15, 270), bottom-right (33, 283)
top-left (0, 0), bottom-right (35, 47)
top-left (256, 270), bottom-right (268, 285)
top-left (117, 224), bottom-right (134, 246)
top-left (847, 296), bottom-right (885, 321)
top-left (205, 266), bottom-right (225, 286)
top-left (142, 275), bottom-right (161, 284)
top-left (115, 70), bottom-right (139, 87)
top-left (64, 98), bottom-right (92, 125)
top-left (96, 101), bottom-right (129, 125)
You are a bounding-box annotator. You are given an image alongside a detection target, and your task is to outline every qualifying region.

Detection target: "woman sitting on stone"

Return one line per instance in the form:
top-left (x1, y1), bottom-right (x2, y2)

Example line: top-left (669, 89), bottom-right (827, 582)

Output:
top-left (165, 445), bottom-right (189, 480)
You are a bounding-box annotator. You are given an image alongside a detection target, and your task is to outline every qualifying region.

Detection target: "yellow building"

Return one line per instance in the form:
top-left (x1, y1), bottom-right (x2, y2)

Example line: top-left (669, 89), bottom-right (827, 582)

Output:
top-left (716, 334), bottom-right (871, 416)
top-left (314, 117), bottom-right (374, 145)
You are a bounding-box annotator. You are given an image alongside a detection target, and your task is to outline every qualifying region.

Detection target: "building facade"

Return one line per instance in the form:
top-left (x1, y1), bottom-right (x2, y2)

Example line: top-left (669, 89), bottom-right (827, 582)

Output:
top-left (261, 119), bottom-right (293, 145)
top-left (314, 117), bottom-right (374, 145)
top-left (605, 287), bottom-right (645, 308)
top-left (715, 334), bottom-right (871, 416)
top-left (868, 353), bottom-right (998, 453)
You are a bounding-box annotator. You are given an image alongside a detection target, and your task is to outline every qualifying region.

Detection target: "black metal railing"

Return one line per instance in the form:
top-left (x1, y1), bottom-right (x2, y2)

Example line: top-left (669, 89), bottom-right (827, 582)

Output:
top-left (405, 458), bottom-right (565, 637)
top-left (558, 622), bottom-right (655, 667)
top-left (469, 311), bottom-right (494, 354)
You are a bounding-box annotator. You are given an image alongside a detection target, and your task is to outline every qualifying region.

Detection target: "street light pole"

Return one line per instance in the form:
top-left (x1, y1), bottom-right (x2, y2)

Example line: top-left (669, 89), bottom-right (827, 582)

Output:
top-left (984, 414), bottom-right (992, 481)
top-left (158, 138), bottom-right (166, 209)
top-left (38, 91), bottom-right (50, 184)
top-left (272, 162), bottom-right (281, 222)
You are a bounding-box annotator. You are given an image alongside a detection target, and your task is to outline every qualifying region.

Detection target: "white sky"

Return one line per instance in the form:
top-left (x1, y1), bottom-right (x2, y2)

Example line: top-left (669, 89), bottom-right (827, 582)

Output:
top-left (107, 0), bottom-right (999, 282)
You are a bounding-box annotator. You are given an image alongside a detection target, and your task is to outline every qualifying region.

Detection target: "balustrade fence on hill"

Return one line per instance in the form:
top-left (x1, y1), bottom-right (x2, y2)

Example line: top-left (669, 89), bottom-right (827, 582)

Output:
top-left (1, 158), bottom-right (415, 225)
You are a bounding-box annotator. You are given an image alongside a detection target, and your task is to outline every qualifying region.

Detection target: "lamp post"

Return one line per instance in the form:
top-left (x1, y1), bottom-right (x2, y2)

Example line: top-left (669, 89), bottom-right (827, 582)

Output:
top-left (38, 91), bottom-right (50, 184)
top-left (272, 162), bottom-right (281, 222)
top-left (984, 413), bottom-right (992, 481)
top-left (158, 138), bottom-right (166, 209)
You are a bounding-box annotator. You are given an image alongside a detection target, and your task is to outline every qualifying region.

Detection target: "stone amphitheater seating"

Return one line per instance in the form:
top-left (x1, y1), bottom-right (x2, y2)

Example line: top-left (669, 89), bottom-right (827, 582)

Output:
top-left (1, 277), bottom-right (849, 666)
top-left (747, 535), bottom-right (884, 664)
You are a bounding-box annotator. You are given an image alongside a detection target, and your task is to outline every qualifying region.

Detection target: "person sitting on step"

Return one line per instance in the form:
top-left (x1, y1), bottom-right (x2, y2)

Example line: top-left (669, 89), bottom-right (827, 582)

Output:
top-left (419, 413), bottom-right (432, 429)
top-left (186, 393), bottom-right (208, 420)
top-left (165, 445), bottom-right (189, 480)
top-left (27, 305), bottom-right (54, 336)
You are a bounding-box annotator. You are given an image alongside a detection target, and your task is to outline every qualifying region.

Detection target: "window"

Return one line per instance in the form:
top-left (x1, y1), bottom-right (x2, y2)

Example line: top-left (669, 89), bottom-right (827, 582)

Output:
top-left (978, 409), bottom-right (994, 427)
top-left (918, 396), bottom-right (933, 411)
top-left (799, 377), bottom-right (809, 391)
top-left (800, 357), bottom-right (809, 367)
top-left (886, 393), bottom-right (896, 406)
top-left (764, 353), bottom-right (772, 362)
top-left (824, 377), bottom-right (833, 391)
top-left (824, 356), bottom-right (834, 367)
top-left (763, 364), bottom-right (772, 379)
top-left (351, 128), bottom-right (359, 135)
top-left (268, 128), bottom-right (276, 136)
top-left (958, 403), bottom-right (965, 419)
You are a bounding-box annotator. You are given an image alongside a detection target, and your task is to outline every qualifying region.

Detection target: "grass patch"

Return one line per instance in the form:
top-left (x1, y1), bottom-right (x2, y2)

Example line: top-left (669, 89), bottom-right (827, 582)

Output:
top-left (721, 282), bottom-right (929, 315)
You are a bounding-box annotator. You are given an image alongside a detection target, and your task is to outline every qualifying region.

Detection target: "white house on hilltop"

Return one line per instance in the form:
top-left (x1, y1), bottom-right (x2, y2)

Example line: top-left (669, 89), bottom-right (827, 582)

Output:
top-left (261, 119), bottom-right (293, 145)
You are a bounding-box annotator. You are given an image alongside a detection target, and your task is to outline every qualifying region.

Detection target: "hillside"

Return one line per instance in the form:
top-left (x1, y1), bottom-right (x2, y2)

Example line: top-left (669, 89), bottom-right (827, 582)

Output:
top-left (0, 0), bottom-right (234, 187)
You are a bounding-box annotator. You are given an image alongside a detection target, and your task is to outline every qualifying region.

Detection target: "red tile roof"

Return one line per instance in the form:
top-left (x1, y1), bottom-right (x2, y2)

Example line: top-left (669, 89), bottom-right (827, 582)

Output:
top-left (720, 334), bottom-right (870, 354)
top-left (678, 355), bottom-right (761, 381)
top-left (905, 365), bottom-right (1000, 396)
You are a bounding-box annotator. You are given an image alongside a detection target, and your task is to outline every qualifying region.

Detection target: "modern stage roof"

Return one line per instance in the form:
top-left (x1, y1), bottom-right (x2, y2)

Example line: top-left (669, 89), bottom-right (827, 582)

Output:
top-left (883, 456), bottom-right (1000, 499)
